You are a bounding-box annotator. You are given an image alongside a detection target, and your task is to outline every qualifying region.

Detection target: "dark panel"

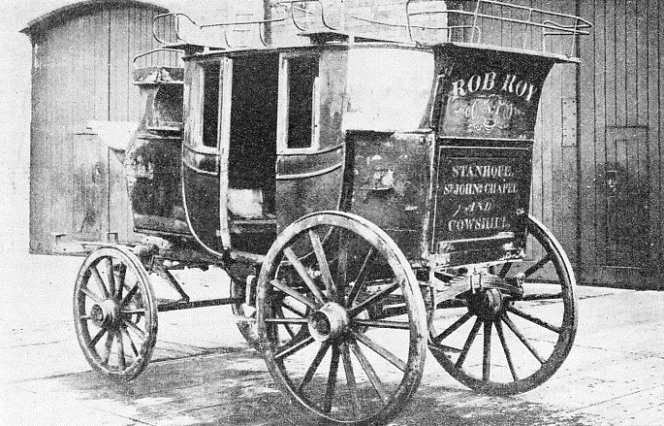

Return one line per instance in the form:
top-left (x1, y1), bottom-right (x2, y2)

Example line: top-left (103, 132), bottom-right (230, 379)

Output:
top-left (433, 45), bottom-right (554, 140)
top-left (276, 167), bottom-right (345, 234)
top-left (349, 131), bottom-right (433, 261)
top-left (182, 162), bottom-right (223, 253)
top-left (431, 142), bottom-right (532, 266)
top-left (276, 145), bottom-right (343, 178)
top-left (126, 134), bottom-right (189, 236)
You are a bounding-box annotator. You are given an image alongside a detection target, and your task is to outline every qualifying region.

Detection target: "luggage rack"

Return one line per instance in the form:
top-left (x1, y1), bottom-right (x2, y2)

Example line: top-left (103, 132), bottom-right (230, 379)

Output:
top-left (132, 48), bottom-right (184, 86)
top-left (404, 0), bottom-right (592, 56)
top-left (149, 0), bottom-right (590, 59)
top-left (152, 10), bottom-right (288, 50)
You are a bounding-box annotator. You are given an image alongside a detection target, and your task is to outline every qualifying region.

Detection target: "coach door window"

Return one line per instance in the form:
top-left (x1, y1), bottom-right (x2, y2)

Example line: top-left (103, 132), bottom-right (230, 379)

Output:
top-left (278, 54), bottom-right (320, 152)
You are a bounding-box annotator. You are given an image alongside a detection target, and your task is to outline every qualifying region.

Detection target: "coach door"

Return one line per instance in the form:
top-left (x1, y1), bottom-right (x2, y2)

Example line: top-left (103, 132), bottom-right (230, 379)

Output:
top-left (182, 58), bottom-right (230, 254)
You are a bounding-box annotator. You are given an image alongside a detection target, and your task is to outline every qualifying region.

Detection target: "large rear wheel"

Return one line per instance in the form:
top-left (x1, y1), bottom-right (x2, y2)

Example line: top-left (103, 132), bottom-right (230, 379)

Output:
top-left (428, 216), bottom-right (577, 395)
top-left (257, 212), bottom-right (427, 425)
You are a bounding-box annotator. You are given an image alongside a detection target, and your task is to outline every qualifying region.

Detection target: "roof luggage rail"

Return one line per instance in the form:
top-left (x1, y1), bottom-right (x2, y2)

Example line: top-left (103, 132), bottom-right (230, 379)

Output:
top-left (147, 0), bottom-right (591, 58)
top-left (404, 0), bottom-right (591, 57)
top-left (273, 0), bottom-right (345, 32)
top-left (152, 10), bottom-right (288, 50)
top-left (132, 48), bottom-right (184, 85)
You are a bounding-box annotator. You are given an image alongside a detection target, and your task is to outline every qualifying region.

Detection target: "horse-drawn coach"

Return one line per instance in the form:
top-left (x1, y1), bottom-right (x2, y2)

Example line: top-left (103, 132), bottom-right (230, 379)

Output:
top-left (72, 1), bottom-right (591, 424)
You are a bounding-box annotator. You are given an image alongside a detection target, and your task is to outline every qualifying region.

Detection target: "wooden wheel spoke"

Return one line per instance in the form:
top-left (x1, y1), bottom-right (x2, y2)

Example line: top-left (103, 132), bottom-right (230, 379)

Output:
top-left (483, 321), bottom-right (492, 381)
top-left (283, 247), bottom-right (326, 304)
top-left (309, 230), bottom-right (336, 300)
top-left (349, 281), bottom-right (399, 317)
top-left (502, 313), bottom-right (545, 364)
top-left (121, 327), bottom-right (139, 357)
top-left (282, 297), bottom-right (308, 317)
top-left (123, 318), bottom-right (146, 340)
top-left (120, 284), bottom-right (140, 308)
top-left (104, 258), bottom-right (116, 297)
top-left (432, 311), bottom-right (474, 344)
top-left (121, 308), bottom-right (146, 316)
top-left (91, 265), bottom-right (109, 299)
top-left (352, 319), bottom-right (409, 330)
top-left (269, 279), bottom-right (317, 311)
top-left (456, 318), bottom-right (482, 369)
top-left (117, 331), bottom-right (126, 370)
top-left (117, 264), bottom-right (127, 299)
top-left (520, 292), bottom-right (564, 302)
top-left (495, 320), bottom-right (518, 381)
top-left (297, 341), bottom-right (331, 393)
top-left (350, 339), bottom-right (388, 404)
top-left (341, 342), bottom-right (360, 417)
top-left (89, 327), bottom-right (107, 348)
top-left (265, 317), bottom-right (308, 325)
top-left (273, 310), bottom-right (300, 338)
top-left (353, 331), bottom-right (406, 372)
top-left (347, 247), bottom-right (376, 307)
top-left (102, 332), bottom-right (114, 365)
top-left (433, 344), bottom-right (463, 353)
top-left (524, 254), bottom-right (552, 278)
top-left (323, 345), bottom-right (341, 413)
top-left (275, 335), bottom-right (315, 360)
top-left (80, 287), bottom-right (103, 304)
top-left (507, 305), bottom-right (561, 333)
top-left (335, 228), bottom-right (349, 304)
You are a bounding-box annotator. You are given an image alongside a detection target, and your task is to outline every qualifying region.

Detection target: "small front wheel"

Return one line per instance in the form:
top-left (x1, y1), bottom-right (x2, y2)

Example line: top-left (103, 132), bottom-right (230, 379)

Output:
top-left (257, 212), bottom-right (427, 426)
top-left (73, 245), bottom-right (158, 381)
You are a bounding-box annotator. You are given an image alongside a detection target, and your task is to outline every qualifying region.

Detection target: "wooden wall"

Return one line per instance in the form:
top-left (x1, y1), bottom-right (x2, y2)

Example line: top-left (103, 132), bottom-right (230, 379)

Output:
top-left (578, 0), bottom-right (663, 288)
top-left (25, 2), bottom-right (172, 254)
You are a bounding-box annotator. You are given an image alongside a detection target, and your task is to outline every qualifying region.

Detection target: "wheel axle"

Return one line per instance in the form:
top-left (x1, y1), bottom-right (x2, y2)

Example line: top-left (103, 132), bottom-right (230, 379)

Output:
top-left (468, 288), bottom-right (504, 321)
top-left (90, 300), bottom-right (121, 328)
top-left (308, 302), bottom-right (349, 342)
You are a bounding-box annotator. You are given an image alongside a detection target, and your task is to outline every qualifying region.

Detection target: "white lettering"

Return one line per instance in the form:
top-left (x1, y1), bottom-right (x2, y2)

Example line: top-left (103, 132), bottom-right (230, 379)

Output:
top-left (468, 74), bottom-right (482, 93)
top-left (482, 72), bottom-right (497, 91)
top-left (447, 216), bottom-right (511, 232)
top-left (525, 83), bottom-right (537, 102)
top-left (452, 79), bottom-right (466, 97)
top-left (501, 74), bottom-right (517, 93)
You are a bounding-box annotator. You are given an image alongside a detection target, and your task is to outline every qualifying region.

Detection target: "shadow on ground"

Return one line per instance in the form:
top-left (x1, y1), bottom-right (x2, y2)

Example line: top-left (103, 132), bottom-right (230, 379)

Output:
top-left (22, 346), bottom-right (602, 426)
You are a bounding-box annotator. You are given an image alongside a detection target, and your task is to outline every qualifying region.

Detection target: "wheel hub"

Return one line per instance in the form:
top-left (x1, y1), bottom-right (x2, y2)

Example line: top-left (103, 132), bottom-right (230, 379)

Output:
top-left (90, 300), bottom-right (120, 329)
top-left (468, 288), bottom-right (504, 321)
top-left (308, 302), bottom-right (349, 342)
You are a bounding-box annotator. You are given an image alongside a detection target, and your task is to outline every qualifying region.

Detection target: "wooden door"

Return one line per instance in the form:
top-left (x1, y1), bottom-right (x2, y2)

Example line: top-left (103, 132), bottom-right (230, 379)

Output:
top-left (578, 0), bottom-right (663, 288)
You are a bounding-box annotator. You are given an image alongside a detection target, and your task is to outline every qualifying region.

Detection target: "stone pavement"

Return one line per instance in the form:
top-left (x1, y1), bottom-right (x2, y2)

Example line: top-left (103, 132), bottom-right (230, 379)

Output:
top-left (1, 254), bottom-right (663, 426)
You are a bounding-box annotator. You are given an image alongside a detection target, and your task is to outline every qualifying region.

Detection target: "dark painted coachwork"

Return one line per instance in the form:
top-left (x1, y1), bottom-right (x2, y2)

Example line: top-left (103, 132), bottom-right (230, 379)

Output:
top-left (427, 45), bottom-right (555, 266)
top-left (134, 42), bottom-right (567, 269)
top-left (275, 48), bottom-right (348, 234)
top-left (348, 44), bottom-right (557, 267)
top-left (125, 67), bottom-right (190, 238)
